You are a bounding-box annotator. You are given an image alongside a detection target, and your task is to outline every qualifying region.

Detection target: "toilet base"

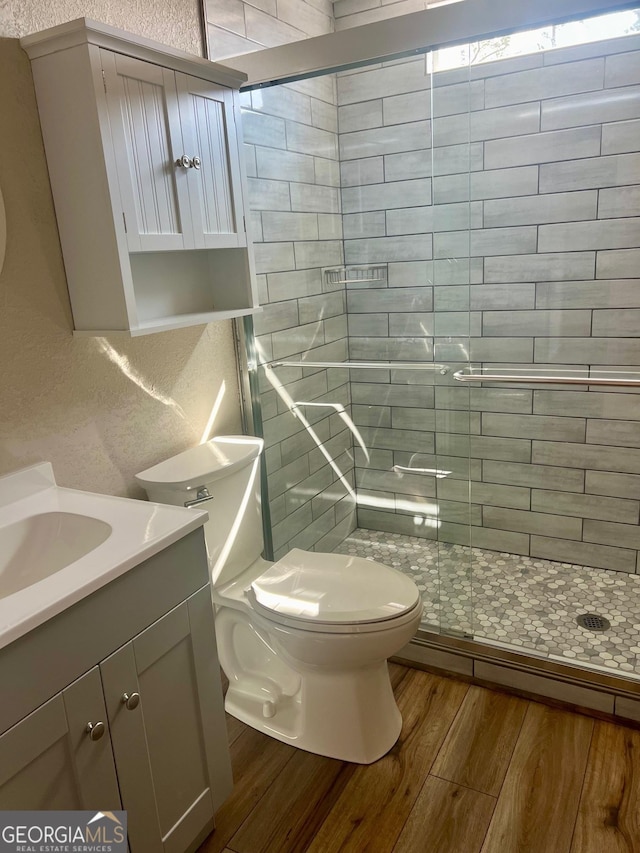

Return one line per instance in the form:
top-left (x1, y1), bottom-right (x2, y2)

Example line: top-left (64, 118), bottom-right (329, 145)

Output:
top-left (224, 661), bottom-right (402, 764)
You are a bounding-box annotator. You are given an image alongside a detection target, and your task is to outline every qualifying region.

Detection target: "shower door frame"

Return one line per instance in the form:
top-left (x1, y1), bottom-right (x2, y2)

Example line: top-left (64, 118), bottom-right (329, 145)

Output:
top-left (225, 0), bottom-right (639, 87)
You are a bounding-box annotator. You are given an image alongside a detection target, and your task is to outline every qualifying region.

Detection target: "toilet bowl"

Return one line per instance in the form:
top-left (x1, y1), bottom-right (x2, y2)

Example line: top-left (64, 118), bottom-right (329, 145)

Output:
top-left (136, 435), bottom-right (422, 764)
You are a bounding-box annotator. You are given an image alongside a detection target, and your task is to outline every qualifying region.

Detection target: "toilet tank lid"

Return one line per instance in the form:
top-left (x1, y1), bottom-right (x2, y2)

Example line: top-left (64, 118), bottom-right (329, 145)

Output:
top-left (135, 435), bottom-right (263, 489)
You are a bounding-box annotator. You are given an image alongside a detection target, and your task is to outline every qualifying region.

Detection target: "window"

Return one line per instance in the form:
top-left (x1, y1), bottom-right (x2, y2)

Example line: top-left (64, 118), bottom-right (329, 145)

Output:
top-left (432, 7), bottom-right (640, 72)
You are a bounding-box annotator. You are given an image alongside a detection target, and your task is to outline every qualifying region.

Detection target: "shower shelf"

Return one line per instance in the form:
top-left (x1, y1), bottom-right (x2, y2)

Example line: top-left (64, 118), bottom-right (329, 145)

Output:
top-left (323, 265), bottom-right (387, 286)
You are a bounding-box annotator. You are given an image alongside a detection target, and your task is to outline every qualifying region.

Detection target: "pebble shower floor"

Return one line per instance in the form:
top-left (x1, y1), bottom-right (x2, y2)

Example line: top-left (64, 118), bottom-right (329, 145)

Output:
top-left (334, 528), bottom-right (640, 677)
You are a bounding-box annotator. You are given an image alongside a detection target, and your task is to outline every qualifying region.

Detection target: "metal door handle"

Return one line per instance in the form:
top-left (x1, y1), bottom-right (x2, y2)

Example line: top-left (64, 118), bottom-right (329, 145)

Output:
top-left (121, 692), bottom-right (140, 711)
top-left (192, 156), bottom-right (201, 169)
top-left (176, 154), bottom-right (193, 168)
top-left (86, 721), bottom-right (105, 741)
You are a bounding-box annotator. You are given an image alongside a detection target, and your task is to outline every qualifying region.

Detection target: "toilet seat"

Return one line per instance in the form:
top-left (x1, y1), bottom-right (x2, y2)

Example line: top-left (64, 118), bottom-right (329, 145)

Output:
top-left (246, 548), bottom-right (421, 634)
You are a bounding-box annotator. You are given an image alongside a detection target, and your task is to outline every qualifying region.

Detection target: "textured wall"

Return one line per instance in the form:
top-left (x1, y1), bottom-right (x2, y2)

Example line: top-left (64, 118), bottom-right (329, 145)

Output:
top-left (0, 1), bottom-right (243, 497)
top-left (339, 34), bottom-right (640, 572)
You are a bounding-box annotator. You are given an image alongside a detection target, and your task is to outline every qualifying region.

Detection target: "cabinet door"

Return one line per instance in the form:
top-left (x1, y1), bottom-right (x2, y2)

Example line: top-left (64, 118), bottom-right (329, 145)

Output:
top-left (176, 74), bottom-right (246, 249)
top-left (0, 668), bottom-right (121, 809)
top-left (101, 50), bottom-right (193, 252)
top-left (100, 588), bottom-right (231, 853)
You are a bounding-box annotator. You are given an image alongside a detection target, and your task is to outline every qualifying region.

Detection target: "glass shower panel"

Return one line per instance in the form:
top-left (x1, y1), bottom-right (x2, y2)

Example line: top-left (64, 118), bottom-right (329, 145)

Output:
top-left (240, 74), bottom-right (357, 561)
top-left (429, 51), bottom-right (474, 638)
top-left (457, 11), bottom-right (640, 674)
top-left (242, 52), bottom-right (477, 636)
top-left (240, 4), bottom-right (640, 681)
top-left (337, 53), bottom-right (474, 637)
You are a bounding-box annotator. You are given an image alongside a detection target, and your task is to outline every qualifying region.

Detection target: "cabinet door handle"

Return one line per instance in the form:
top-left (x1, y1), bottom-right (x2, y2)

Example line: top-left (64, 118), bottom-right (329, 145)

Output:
top-left (86, 721), bottom-right (106, 741)
top-left (192, 156), bottom-right (201, 170)
top-left (175, 154), bottom-right (193, 169)
top-left (121, 692), bottom-right (140, 711)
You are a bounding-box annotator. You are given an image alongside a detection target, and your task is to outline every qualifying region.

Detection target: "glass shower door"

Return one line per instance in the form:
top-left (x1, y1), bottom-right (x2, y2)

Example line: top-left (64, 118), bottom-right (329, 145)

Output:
top-left (240, 48), bottom-right (476, 640)
top-left (429, 51), bottom-right (475, 639)
top-left (241, 5), bottom-right (640, 679)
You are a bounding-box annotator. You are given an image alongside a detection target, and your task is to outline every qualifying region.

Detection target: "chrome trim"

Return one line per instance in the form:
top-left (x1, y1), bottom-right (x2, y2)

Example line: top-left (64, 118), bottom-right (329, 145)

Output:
top-left (184, 487), bottom-right (214, 508)
top-left (230, 0), bottom-right (637, 89)
top-left (453, 369), bottom-right (640, 387)
top-left (400, 630), bottom-right (640, 700)
top-left (235, 315), bottom-right (274, 561)
top-left (267, 360), bottom-right (449, 372)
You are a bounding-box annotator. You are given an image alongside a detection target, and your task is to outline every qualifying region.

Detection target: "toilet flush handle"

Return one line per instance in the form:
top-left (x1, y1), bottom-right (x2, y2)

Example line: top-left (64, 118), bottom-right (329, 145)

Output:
top-left (184, 486), bottom-right (214, 508)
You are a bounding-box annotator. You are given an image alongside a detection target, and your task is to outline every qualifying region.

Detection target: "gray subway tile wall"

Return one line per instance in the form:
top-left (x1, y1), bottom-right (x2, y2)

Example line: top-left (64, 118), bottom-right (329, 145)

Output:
top-left (209, 0), bottom-right (640, 572)
top-left (205, 0), bottom-right (359, 557)
top-left (338, 34), bottom-right (640, 573)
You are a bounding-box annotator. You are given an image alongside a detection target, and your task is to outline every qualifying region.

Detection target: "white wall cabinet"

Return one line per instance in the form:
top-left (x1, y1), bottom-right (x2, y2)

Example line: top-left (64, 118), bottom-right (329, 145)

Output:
top-left (22, 19), bottom-right (258, 336)
top-left (0, 531), bottom-right (232, 853)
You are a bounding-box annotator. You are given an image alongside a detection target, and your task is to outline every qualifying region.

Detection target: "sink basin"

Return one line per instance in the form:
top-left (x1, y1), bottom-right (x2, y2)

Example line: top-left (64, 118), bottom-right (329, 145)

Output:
top-left (0, 461), bottom-right (209, 650)
top-left (0, 512), bottom-right (112, 600)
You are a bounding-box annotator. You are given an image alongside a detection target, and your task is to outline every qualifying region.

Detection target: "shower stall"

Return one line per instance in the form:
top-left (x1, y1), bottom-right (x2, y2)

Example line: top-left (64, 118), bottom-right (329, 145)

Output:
top-left (231, 0), bottom-right (640, 695)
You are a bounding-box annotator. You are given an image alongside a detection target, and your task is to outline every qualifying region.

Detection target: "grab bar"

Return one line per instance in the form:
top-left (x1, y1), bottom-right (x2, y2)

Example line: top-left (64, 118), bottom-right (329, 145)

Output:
top-left (453, 369), bottom-right (640, 387)
top-left (267, 360), bottom-right (449, 372)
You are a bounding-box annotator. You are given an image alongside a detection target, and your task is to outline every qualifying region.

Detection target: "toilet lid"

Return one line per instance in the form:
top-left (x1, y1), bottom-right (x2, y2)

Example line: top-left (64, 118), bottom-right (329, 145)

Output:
top-left (247, 548), bottom-right (420, 626)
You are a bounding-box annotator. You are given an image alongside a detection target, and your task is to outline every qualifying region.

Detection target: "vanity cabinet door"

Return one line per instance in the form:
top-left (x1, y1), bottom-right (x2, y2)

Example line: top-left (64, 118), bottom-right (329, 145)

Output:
top-left (175, 73), bottom-right (246, 250)
top-left (0, 667), bottom-right (121, 809)
top-left (100, 587), bottom-right (232, 853)
top-left (101, 51), bottom-right (194, 253)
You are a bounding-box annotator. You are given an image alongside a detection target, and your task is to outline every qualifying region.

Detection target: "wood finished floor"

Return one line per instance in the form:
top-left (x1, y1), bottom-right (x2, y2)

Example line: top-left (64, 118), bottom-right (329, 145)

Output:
top-left (200, 665), bottom-right (640, 853)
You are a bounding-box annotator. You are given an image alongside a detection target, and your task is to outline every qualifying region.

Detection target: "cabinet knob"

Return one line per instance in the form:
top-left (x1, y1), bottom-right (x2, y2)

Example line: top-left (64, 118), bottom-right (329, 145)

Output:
top-left (86, 721), bottom-right (106, 741)
top-left (192, 156), bottom-right (201, 170)
top-left (122, 691), bottom-right (140, 711)
top-left (176, 155), bottom-right (193, 169)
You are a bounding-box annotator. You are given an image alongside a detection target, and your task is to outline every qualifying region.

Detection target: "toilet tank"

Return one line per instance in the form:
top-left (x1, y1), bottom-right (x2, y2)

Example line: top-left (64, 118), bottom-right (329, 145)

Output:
top-left (135, 436), bottom-right (264, 586)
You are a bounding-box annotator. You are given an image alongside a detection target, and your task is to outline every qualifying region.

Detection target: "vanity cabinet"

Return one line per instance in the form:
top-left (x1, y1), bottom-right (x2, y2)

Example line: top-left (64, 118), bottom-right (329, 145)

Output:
top-left (0, 667), bottom-right (121, 810)
top-left (0, 530), bottom-right (232, 853)
top-left (21, 18), bottom-right (258, 335)
top-left (100, 589), bottom-right (225, 853)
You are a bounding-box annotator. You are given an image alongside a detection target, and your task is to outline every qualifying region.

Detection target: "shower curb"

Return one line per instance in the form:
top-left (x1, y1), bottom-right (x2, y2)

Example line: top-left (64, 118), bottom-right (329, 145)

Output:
top-left (394, 630), bottom-right (640, 727)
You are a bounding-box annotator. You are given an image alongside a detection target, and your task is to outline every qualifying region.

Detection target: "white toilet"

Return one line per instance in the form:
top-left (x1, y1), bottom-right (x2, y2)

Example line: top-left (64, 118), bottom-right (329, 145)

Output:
top-left (136, 435), bottom-right (422, 764)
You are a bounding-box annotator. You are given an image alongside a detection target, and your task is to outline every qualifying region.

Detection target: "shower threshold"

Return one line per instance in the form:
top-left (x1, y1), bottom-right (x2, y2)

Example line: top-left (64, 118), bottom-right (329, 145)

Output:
top-left (334, 529), bottom-right (640, 680)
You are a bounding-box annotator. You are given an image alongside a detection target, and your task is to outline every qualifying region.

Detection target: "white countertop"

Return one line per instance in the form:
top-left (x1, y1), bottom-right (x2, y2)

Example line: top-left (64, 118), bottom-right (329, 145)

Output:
top-left (0, 462), bottom-right (208, 651)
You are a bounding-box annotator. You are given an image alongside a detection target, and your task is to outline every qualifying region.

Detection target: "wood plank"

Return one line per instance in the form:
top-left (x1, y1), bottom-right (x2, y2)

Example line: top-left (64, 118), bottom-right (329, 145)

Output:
top-left (571, 720), bottom-right (640, 853)
top-left (305, 669), bottom-right (469, 853)
top-left (224, 713), bottom-right (246, 747)
top-left (481, 703), bottom-right (593, 853)
top-left (220, 665), bottom-right (409, 853)
top-left (389, 661), bottom-right (410, 690)
top-left (431, 685), bottom-right (528, 796)
top-left (230, 750), bottom-right (356, 853)
top-left (393, 776), bottom-right (496, 853)
top-left (200, 727), bottom-right (295, 853)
